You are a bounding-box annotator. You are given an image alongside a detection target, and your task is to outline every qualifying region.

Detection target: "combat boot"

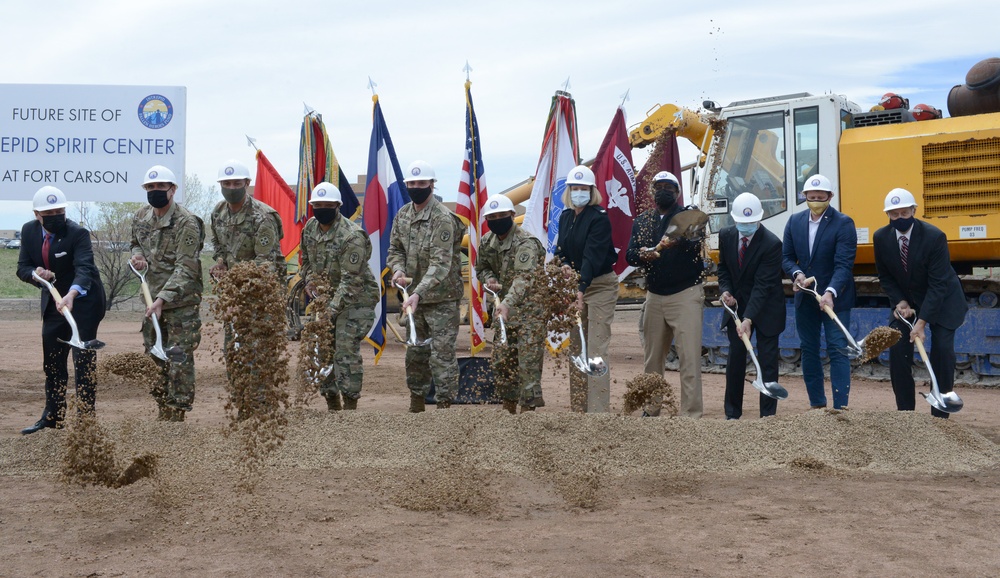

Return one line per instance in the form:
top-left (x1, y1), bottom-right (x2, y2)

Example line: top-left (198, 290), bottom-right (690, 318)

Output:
top-left (502, 400), bottom-right (517, 415)
top-left (157, 405), bottom-right (171, 421)
top-left (520, 405), bottom-right (536, 413)
top-left (409, 393), bottom-right (425, 413)
top-left (436, 400), bottom-right (451, 409)
top-left (168, 408), bottom-right (186, 423)
top-left (343, 396), bottom-right (358, 410)
top-left (325, 392), bottom-right (342, 412)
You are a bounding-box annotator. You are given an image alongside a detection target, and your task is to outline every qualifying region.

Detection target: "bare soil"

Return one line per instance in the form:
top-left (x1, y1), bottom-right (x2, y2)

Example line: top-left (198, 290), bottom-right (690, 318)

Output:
top-left (3, 308), bottom-right (1000, 577)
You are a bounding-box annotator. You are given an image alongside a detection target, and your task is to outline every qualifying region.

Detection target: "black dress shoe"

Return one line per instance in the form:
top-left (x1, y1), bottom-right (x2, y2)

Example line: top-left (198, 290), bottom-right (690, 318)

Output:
top-left (21, 419), bottom-right (62, 435)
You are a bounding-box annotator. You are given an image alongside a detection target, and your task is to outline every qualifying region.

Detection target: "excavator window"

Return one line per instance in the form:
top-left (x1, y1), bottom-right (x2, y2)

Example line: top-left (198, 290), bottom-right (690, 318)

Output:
top-left (794, 106), bottom-right (820, 203)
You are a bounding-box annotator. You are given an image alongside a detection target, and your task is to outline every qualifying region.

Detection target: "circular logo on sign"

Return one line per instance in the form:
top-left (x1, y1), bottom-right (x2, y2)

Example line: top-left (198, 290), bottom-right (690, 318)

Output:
top-left (891, 195), bottom-right (900, 205)
top-left (743, 208), bottom-right (753, 217)
top-left (148, 170), bottom-right (158, 179)
top-left (316, 188), bottom-right (327, 197)
top-left (138, 95), bottom-right (174, 129)
top-left (411, 167), bottom-right (421, 176)
top-left (224, 167), bottom-right (235, 176)
top-left (574, 171), bottom-right (584, 180)
top-left (489, 200), bottom-right (499, 209)
top-left (810, 178), bottom-right (821, 187)
top-left (46, 194), bottom-right (58, 204)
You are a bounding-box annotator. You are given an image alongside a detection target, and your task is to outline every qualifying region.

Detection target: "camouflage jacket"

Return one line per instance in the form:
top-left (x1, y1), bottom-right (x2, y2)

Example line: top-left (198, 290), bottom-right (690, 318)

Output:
top-left (476, 226), bottom-right (545, 321)
top-left (130, 202), bottom-right (205, 309)
top-left (300, 215), bottom-right (379, 313)
top-left (209, 196), bottom-right (284, 277)
top-left (387, 198), bottom-right (464, 304)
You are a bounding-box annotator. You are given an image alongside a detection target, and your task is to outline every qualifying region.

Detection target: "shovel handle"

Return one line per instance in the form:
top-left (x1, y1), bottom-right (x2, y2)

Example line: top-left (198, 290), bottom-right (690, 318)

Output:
top-left (140, 280), bottom-right (154, 308)
top-left (32, 271), bottom-right (65, 304)
top-left (739, 331), bottom-right (754, 351)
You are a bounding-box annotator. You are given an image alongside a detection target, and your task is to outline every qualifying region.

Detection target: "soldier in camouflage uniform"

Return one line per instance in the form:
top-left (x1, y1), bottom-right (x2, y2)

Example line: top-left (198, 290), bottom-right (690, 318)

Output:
top-left (129, 165), bottom-right (205, 422)
top-left (476, 195), bottom-right (547, 414)
top-left (388, 160), bottom-right (464, 412)
top-left (300, 182), bottom-right (379, 411)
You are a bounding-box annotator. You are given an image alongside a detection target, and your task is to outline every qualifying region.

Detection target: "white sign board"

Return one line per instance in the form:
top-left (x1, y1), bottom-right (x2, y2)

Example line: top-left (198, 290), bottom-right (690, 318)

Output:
top-left (960, 225), bottom-right (986, 239)
top-left (0, 84), bottom-right (186, 202)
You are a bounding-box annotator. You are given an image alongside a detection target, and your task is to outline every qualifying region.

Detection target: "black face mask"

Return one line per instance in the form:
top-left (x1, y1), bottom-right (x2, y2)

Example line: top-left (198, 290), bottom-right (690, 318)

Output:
top-left (313, 207), bottom-right (339, 225)
top-left (654, 188), bottom-right (676, 211)
top-left (890, 215), bottom-right (915, 232)
top-left (42, 213), bottom-right (67, 237)
top-left (147, 190), bottom-right (170, 209)
top-left (221, 187), bottom-right (246, 204)
top-left (408, 186), bottom-right (433, 205)
top-left (487, 216), bottom-right (514, 236)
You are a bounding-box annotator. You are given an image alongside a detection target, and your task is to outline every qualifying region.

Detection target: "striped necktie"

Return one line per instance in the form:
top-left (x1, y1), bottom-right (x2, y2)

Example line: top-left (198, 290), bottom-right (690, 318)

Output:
top-left (900, 235), bottom-right (909, 272)
top-left (739, 236), bottom-right (749, 268)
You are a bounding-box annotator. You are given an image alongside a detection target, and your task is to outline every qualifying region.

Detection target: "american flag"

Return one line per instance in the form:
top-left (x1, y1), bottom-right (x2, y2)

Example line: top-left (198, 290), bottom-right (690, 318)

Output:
top-left (456, 81), bottom-right (489, 355)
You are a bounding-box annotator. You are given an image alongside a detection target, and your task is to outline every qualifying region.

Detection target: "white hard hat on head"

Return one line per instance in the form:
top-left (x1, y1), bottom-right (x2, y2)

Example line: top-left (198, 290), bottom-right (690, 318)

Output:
top-left (404, 160), bottom-right (436, 183)
top-left (309, 182), bottom-right (342, 204)
top-left (143, 165), bottom-right (177, 186)
top-left (802, 174), bottom-right (834, 195)
top-left (730, 192), bottom-right (764, 223)
top-left (883, 188), bottom-right (917, 212)
top-left (33, 186), bottom-right (68, 211)
top-left (217, 160), bottom-right (251, 182)
top-left (566, 165), bottom-right (596, 187)
top-left (653, 171), bottom-right (680, 187)
top-left (482, 194), bottom-right (515, 217)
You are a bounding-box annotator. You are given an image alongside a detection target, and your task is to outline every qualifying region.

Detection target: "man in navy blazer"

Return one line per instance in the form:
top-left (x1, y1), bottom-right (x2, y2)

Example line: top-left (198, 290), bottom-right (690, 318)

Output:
top-left (16, 186), bottom-right (106, 434)
top-left (874, 188), bottom-right (967, 418)
top-left (718, 193), bottom-right (785, 419)
top-left (781, 175), bottom-right (857, 410)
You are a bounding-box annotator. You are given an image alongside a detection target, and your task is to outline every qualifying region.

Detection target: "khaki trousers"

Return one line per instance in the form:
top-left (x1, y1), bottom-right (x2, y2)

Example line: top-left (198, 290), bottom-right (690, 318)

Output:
top-left (642, 285), bottom-right (704, 418)
top-left (569, 272), bottom-right (617, 413)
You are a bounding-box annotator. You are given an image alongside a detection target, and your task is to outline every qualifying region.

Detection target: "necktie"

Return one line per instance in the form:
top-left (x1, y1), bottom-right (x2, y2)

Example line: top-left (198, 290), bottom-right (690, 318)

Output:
top-left (900, 235), bottom-right (909, 272)
top-left (739, 236), bottom-right (749, 268)
top-left (42, 232), bottom-right (51, 270)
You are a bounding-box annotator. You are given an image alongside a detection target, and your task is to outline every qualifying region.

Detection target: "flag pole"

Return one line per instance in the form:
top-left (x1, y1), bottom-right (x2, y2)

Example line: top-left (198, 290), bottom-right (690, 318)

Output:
top-left (245, 135), bottom-right (259, 151)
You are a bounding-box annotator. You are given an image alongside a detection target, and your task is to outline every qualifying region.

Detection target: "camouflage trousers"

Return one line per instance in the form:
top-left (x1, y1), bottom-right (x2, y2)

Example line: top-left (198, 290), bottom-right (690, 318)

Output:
top-left (492, 321), bottom-right (546, 407)
top-left (405, 300), bottom-right (459, 401)
top-left (320, 306), bottom-right (374, 400)
top-left (143, 304), bottom-right (201, 412)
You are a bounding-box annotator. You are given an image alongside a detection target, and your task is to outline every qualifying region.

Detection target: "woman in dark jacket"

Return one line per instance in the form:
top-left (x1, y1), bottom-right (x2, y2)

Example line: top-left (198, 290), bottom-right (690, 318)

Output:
top-left (555, 165), bottom-right (617, 413)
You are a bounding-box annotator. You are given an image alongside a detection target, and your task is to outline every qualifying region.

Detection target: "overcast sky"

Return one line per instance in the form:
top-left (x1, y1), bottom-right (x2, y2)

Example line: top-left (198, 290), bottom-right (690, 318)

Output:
top-left (0, 0), bottom-right (996, 231)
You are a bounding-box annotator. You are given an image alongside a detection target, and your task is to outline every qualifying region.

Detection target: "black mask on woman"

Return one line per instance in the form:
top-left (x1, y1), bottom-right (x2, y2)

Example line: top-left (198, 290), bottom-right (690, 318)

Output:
top-left (890, 215), bottom-right (915, 233)
top-left (407, 186), bottom-right (433, 205)
top-left (42, 213), bottom-right (67, 237)
top-left (486, 216), bottom-right (514, 236)
top-left (147, 190), bottom-right (170, 209)
top-left (313, 207), bottom-right (339, 225)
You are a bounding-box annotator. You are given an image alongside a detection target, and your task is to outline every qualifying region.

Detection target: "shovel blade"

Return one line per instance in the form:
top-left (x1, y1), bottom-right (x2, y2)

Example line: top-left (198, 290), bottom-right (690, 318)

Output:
top-left (149, 346), bottom-right (170, 362)
top-left (922, 391), bottom-right (964, 413)
top-left (82, 339), bottom-right (106, 350)
top-left (752, 379), bottom-right (789, 400)
top-left (839, 346), bottom-right (863, 360)
top-left (57, 337), bottom-right (103, 351)
top-left (164, 346), bottom-right (187, 363)
top-left (587, 357), bottom-right (609, 377)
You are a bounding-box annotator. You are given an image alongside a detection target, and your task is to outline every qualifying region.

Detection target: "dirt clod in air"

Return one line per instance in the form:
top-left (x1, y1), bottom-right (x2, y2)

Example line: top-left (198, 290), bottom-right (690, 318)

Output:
top-left (860, 326), bottom-right (903, 363)
top-left (622, 373), bottom-right (677, 416)
top-left (97, 352), bottom-right (159, 390)
top-left (61, 413), bottom-right (158, 488)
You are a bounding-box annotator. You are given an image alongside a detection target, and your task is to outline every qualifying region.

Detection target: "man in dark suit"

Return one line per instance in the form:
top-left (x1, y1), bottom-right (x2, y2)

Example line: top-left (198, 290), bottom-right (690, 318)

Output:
top-left (874, 188), bottom-right (967, 419)
top-left (16, 186), bottom-right (106, 434)
top-left (718, 193), bottom-right (785, 419)
top-left (781, 175), bottom-right (857, 410)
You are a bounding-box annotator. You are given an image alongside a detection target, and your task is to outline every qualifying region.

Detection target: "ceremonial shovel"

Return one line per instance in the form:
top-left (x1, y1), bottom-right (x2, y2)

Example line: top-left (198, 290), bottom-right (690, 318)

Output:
top-left (482, 286), bottom-right (508, 345)
top-left (796, 276), bottom-right (864, 359)
top-left (31, 271), bottom-right (105, 351)
top-left (896, 314), bottom-right (964, 413)
top-left (571, 312), bottom-right (608, 377)
top-left (720, 299), bottom-right (788, 400)
top-left (128, 261), bottom-right (187, 363)
top-left (393, 279), bottom-right (432, 349)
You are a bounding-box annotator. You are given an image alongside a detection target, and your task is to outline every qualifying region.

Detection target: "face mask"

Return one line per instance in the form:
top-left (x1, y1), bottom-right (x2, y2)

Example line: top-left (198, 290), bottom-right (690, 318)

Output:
top-left (486, 216), bottom-right (514, 236)
top-left (408, 186), bottom-right (433, 205)
top-left (890, 215), bottom-right (915, 232)
top-left (313, 207), bottom-right (339, 225)
top-left (806, 200), bottom-right (830, 217)
top-left (42, 213), bottom-right (67, 236)
top-left (654, 189), bottom-right (676, 211)
top-left (570, 190), bottom-right (591, 207)
top-left (735, 222), bottom-right (758, 236)
top-left (147, 189), bottom-right (170, 209)
top-left (221, 186), bottom-right (246, 204)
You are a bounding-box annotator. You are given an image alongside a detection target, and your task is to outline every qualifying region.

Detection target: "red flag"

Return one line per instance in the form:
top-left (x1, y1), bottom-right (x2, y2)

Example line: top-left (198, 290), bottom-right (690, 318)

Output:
top-left (635, 132), bottom-right (684, 215)
top-left (254, 150), bottom-right (301, 260)
top-left (593, 106), bottom-right (637, 279)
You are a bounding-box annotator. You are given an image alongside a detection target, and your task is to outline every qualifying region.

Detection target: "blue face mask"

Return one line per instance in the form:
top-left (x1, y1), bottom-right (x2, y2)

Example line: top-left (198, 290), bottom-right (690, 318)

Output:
top-left (570, 190), bottom-right (591, 207)
top-left (735, 222), bottom-right (758, 236)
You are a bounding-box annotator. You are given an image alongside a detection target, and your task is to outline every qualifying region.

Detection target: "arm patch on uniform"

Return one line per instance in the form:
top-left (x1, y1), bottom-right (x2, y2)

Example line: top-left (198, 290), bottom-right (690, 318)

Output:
top-left (185, 236), bottom-right (195, 246)
top-left (260, 236), bottom-right (271, 247)
top-left (518, 252), bottom-right (531, 263)
top-left (441, 230), bottom-right (451, 242)
top-left (349, 252), bottom-right (360, 264)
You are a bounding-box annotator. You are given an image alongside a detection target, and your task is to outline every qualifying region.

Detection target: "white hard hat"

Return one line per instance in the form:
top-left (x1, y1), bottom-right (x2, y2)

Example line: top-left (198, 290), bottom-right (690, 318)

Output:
top-left (802, 174), bottom-right (834, 195)
top-left (883, 188), bottom-right (917, 212)
top-left (404, 160), bottom-right (436, 183)
top-left (33, 186), bottom-right (68, 211)
top-left (730, 192), bottom-right (764, 223)
top-left (217, 160), bottom-right (251, 182)
top-left (652, 171), bottom-right (680, 187)
top-left (143, 165), bottom-right (177, 186)
top-left (566, 165), bottom-right (596, 187)
top-left (309, 182), bottom-right (342, 204)
top-left (482, 194), bottom-right (515, 217)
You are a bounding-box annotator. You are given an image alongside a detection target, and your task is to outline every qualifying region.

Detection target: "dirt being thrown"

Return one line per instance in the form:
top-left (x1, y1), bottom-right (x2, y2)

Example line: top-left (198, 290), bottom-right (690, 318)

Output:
top-left (622, 373), bottom-right (678, 416)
